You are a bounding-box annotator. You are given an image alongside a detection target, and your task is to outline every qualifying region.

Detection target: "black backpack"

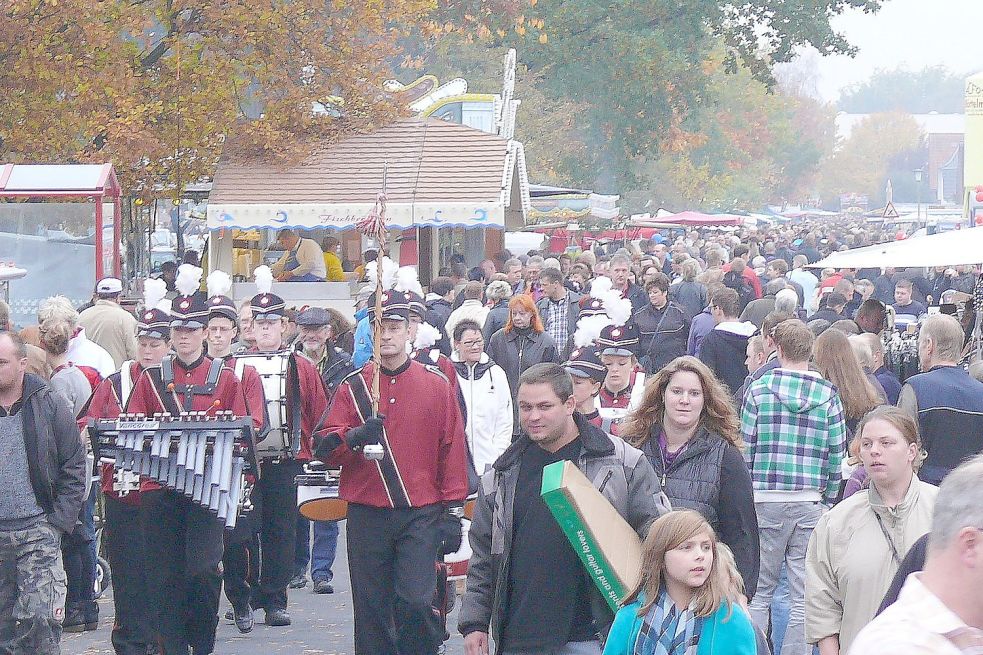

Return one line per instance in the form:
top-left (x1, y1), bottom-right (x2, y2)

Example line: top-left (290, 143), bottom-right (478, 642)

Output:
top-left (724, 271), bottom-right (755, 311)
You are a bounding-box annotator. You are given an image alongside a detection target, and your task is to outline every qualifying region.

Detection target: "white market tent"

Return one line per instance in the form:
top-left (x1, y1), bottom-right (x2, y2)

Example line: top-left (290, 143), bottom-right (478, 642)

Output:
top-left (810, 228), bottom-right (983, 269)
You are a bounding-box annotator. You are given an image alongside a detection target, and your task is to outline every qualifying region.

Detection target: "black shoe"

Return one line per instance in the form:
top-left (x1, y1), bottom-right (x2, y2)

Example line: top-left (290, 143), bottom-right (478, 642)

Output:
top-left (288, 574), bottom-right (307, 589)
top-left (63, 607), bottom-right (88, 633)
top-left (82, 602), bottom-right (99, 631)
top-left (224, 608), bottom-right (234, 621)
top-left (312, 579), bottom-right (334, 594)
top-left (233, 604), bottom-right (254, 633)
top-left (264, 608), bottom-right (291, 626)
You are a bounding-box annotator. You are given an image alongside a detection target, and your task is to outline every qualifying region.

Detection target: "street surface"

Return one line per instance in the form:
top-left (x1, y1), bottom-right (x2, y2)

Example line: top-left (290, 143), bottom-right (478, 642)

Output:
top-left (64, 523), bottom-right (467, 654)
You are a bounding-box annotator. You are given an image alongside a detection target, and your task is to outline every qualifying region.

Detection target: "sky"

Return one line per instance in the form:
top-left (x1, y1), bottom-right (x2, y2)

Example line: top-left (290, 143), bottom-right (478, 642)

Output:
top-left (812, 0), bottom-right (983, 102)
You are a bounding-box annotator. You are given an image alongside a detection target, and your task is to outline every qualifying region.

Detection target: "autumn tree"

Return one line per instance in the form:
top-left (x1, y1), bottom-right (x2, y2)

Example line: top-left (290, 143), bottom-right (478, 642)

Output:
top-left (0, 0), bottom-right (436, 196)
top-left (420, 37), bottom-right (835, 212)
top-left (623, 57), bottom-right (835, 212)
top-left (419, 0), bottom-right (878, 193)
top-left (816, 112), bottom-right (925, 207)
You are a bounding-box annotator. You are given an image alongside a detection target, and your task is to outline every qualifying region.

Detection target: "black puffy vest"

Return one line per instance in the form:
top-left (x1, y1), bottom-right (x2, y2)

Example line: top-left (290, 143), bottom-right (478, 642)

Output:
top-left (639, 427), bottom-right (727, 528)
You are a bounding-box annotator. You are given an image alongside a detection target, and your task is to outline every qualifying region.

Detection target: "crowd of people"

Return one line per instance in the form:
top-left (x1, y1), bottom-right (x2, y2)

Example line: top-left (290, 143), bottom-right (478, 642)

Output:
top-left (3, 217), bottom-right (983, 655)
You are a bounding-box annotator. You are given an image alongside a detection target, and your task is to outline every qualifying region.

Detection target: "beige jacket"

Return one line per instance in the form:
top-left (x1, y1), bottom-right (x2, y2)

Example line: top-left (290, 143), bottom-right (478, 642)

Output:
top-left (806, 477), bottom-right (938, 650)
top-left (78, 300), bottom-right (138, 370)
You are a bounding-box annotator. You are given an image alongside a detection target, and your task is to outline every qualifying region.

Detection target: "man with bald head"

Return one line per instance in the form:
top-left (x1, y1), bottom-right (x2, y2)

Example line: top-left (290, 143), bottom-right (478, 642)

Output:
top-left (898, 314), bottom-right (983, 485)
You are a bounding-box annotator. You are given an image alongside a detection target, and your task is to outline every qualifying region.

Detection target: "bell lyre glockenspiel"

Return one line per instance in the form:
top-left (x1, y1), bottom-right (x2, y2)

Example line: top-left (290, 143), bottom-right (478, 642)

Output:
top-left (88, 412), bottom-right (257, 529)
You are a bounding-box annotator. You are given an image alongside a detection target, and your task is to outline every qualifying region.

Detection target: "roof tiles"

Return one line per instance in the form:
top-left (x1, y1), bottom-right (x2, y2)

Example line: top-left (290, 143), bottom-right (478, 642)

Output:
top-left (210, 118), bottom-right (509, 205)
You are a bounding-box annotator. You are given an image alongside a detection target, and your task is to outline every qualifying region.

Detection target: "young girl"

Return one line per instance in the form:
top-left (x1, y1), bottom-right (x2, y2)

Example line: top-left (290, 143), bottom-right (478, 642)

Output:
top-left (603, 511), bottom-right (756, 655)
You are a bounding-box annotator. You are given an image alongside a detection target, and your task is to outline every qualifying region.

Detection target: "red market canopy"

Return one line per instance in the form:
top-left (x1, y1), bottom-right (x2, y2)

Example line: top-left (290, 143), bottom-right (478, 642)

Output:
top-left (656, 211), bottom-right (744, 227)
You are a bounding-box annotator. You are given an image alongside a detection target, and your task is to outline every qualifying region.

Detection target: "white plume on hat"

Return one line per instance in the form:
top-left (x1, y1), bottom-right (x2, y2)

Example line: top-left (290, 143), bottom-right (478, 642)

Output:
top-left (175, 264), bottom-right (202, 297)
top-left (573, 314), bottom-right (610, 348)
top-left (394, 266), bottom-right (423, 297)
top-left (602, 293), bottom-right (632, 328)
top-left (586, 274), bottom-right (631, 328)
top-left (143, 277), bottom-right (170, 312)
top-left (366, 257), bottom-right (397, 290)
top-left (589, 275), bottom-right (613, 298)
top-left (253, 265), bottom-right (274, 295)
top-left (414, 322), bottom-right (442, 350)
top-left (206, 270), bottom-right (232, 299)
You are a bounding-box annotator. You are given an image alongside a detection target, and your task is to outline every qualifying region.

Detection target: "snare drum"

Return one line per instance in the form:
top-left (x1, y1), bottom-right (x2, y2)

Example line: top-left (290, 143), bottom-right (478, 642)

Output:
top-left (295, 472), bottom-right (347, 521)
top-left (444, 518), bottom-right (472, 580)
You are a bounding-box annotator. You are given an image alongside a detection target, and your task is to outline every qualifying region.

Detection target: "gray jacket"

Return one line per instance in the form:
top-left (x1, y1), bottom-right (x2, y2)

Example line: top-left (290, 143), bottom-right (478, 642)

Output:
top-left (458, 414), bottom-right (670, 651)
top-left (486, 328), bottom-right (559, 432)
top-left (638, 426), bottom-right (760, 596)
top-left (22, 374), bottom-right (88, 534)
top-left (483, 301), bottom-right (511, 342)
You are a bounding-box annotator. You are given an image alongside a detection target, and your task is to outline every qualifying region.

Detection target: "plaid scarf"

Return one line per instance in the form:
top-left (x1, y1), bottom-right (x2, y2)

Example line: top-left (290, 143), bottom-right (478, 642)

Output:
top-left (633, 587), bottom-right (704, 655)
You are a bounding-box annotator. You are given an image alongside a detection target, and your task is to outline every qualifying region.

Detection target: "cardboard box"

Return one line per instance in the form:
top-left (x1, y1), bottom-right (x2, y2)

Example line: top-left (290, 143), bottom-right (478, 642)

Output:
top-left (540, 460), bottom-right (642, 610)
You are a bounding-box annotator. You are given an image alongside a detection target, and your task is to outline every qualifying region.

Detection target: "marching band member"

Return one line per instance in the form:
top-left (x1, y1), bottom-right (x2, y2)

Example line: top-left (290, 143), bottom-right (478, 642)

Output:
top-left (563, 311), bottom-right (610, 430)
top-left (595, 319), bottom-right (646, 436)
top-left (317, 289), bottom-right (470, 655)
top-left (408, 292), bottom-right (458, 381)
top-left (563, 345), bottom-right (607, 429)
top-left (205, 271), bottom-right (266, 634)
top-left (396, 267), bottom-right (459, 384)
top-left (232, 266), bottom-right (329, 627)
top-left (573, 276), bottom-right (646, 434)
top-left (124, 265), bottom-right (256, 655)
top-left (81, 280), bottom-right (170, 655)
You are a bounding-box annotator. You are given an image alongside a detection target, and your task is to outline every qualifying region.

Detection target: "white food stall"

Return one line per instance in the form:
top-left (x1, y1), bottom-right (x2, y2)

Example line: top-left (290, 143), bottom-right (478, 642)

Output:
top-left (206, 118), bottom-right (528, 316)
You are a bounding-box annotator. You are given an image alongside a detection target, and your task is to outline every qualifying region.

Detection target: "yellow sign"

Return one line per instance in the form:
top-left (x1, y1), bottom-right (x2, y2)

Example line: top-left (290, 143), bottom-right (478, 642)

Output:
top-left (964, 72), bottom-right (983, 195)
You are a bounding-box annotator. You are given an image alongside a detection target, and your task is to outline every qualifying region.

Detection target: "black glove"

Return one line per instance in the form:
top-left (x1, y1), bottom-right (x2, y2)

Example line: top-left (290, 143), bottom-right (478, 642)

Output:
top-left (437, 503), bottom-right (464, 557)
top-left (312, 432), bottom-right (343, 460)
top-left (345, 416), bottom-right (384, 452)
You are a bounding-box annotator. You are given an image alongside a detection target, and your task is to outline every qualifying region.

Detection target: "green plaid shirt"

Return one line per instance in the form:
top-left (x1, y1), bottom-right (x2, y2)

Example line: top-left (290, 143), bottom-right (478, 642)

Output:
top-left (740, 368), bottom-right (847, 504)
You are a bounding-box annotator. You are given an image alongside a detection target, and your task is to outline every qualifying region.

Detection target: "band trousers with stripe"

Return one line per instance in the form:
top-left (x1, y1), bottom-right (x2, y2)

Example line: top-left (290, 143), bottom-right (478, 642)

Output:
top-left (346, 503), bottom-right (443, 655)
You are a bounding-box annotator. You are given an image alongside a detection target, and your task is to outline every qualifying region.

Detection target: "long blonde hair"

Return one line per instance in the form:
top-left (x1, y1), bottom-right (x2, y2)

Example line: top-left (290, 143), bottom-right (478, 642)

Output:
top-left (620, 356), bottom-right (742, 448)
top-left (623, 510), bottom-right (729, 618)
top-left (813, 329), bottom-right (882, 421)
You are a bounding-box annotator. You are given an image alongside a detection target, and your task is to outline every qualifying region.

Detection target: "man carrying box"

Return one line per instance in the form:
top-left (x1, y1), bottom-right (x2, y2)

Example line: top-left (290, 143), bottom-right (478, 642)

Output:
top-left (459, 363), bottom-right (668, 655)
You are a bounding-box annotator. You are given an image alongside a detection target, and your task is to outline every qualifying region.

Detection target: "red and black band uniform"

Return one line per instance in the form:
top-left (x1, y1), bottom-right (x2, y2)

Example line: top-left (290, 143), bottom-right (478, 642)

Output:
top-left (217, 355), bottom-right (267, 620)
top-left (81, 361), bottom-right (151, 655)
top-left (124, 353), bottom-right (257, 655)
top-left (240, 348), bottom-right (328, 614)
top-left (321, 358), bottom-right (469, 655)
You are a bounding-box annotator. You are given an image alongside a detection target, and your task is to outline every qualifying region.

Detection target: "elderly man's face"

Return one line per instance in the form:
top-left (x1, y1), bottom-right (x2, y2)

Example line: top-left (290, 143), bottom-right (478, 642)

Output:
top-left (610, 261), bottom-right (630, 287)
